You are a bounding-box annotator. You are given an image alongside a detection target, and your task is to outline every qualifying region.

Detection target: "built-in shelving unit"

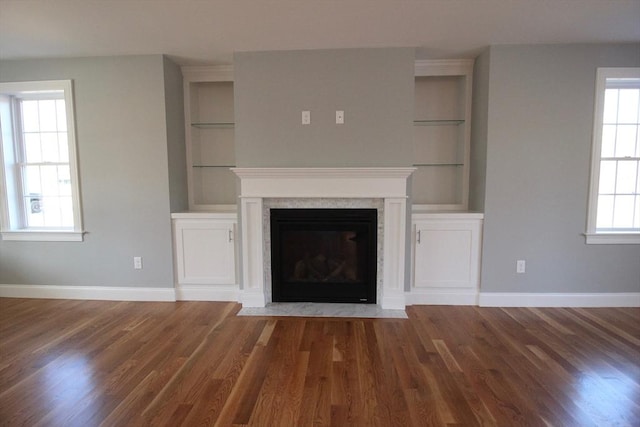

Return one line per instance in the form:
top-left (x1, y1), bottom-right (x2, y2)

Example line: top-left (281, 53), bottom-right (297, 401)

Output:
top-left (182, 66), bottom-right (236, 210)
top-left (413, 60), bottom-right (473, 211)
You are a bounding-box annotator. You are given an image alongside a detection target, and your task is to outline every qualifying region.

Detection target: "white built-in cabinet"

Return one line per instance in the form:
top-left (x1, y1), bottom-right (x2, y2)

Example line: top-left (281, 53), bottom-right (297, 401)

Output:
top-left (410, 60), bottom-right (481, 305)
top-left (174, 61), bottom-right (483, 305)
top-left (410, 213), bottom-right (483, 305)
top-left (171, 213), bottom-right (239, 301)
top-left (182, 66), bottom-right (236, 210)
top-left (413, 60), bottom-right (473, 210)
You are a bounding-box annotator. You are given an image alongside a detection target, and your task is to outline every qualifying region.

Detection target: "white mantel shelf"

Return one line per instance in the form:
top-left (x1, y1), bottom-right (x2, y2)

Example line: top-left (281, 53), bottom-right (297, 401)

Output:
top-left (231, 167), bottom-right (416, 199)
top-left (233, 167), bottom-right (415, 310)
top-left (231, 167), bottom-right (417, 178)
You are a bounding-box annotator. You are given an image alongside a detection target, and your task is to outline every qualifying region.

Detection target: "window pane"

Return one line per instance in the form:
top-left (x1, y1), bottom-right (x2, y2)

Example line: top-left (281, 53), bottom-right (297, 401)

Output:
top-left (617, 89), bottom-right (639, 124)
top-left (615, 125), bottom-right (637, 158)
top-left (612, 195), bottom-right (635, 228)
top-left (25, 196), bottom-right (44, 227)
top-left (40, 165), bottom-right (59, 196)
top-left (59, 196), bottom-right (73, 227)
top-left (24, 133), bottom-right (42, 163)
top-left (601, 125), bottom-right (616, 157)
top-left (596, 195), bottom-right (614, 229)
top-left (21, 100), bottom-right (39, 132)
top-left (637, 121), bottom-right (640, 157)
top-left (56, 99), bottom-right (67, 131)
top-left (635, 196), bottom-right (640, 228)
top-left (58, 165), bottom-right (71, 196)
top-left (599, 160), bottom-right (616, 194)
top-left (40, 132), bottom-right (60, 162)
top-left (38, 100), bottom-right (58, 132)
top-left (42, 196), bottom-right (62, 227)
top-left (58, 133), bottom-right (69, 162)
top-left (23, 165), bottom-right (42, 195)
top-left (603, 89), bottom-right (618, 124)
top-left (616, 161), bottom-right (638, 194)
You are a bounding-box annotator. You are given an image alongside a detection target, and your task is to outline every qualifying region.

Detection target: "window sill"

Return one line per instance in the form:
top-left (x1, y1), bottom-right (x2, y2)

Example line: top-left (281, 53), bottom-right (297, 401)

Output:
top-left (584, 232), bottom-right (640, 245)
top-left (1, 230), bottom-right (85, 242)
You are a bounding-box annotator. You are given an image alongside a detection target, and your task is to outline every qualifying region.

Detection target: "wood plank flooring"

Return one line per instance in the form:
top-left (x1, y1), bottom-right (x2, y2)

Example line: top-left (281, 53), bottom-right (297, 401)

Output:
top-left (0, 298), bottom-right (638, 426)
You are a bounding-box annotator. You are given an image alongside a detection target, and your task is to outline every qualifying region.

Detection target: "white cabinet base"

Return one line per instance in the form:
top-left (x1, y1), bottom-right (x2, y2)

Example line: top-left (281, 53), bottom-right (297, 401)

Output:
top-left (172, 212), bottom-right (239, 301)
top-left (410, 213), bottom-right (483, 305)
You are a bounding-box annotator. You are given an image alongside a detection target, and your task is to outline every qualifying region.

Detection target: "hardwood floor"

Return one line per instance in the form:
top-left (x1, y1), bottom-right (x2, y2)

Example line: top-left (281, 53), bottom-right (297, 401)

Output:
top-left (0, 299), bottom-right (638, 426)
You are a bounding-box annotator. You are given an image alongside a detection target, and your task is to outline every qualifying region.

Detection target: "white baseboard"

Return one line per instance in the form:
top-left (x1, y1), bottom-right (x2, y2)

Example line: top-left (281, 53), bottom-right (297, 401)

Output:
top-left (175, 285), bottom-right (239, 301)
top-left (380, 293), bottom-right (406, 310)
top-left (478, 292), bottom-right (640, 307)
top-left (0, 284), bottom-right (176, 302)
top-left (3, 285), bottom-right (636, 308)
top-left (406, 290), bottom-right (478, 306)
top-left (241, 291), bottom-right (268, 307)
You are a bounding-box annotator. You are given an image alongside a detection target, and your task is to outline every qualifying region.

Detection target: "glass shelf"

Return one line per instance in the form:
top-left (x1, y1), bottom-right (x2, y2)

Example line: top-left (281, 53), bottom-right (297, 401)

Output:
top-left (192, 165), bottom-right (236, 168)
top-left (413, 119), bottom-right (464, 126)
top-left (413, 163), bottom-right (463, 167)
top-left (191, 122), bottom-right (235, 129)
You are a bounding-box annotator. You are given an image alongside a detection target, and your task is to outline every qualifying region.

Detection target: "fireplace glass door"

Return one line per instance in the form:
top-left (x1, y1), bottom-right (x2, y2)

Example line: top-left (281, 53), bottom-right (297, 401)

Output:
top-left (270, 209), bottom-right (377, 303)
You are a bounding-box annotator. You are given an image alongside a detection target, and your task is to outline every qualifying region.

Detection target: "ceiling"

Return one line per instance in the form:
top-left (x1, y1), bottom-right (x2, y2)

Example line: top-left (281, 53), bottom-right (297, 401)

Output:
top-left (1, 0), bottom-right (639, 66)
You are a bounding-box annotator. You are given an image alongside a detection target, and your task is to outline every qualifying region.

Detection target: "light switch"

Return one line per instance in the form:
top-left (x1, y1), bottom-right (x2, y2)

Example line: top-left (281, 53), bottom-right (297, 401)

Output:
top-left (302, 110), bottom-right (311, 125)
top-left (336, 110), bottom-right (344, 124)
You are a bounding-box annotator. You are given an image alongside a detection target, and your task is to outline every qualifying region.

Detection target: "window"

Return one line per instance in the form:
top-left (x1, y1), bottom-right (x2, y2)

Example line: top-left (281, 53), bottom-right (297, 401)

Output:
top-left (586, 68), bottom-right (640, 244)
top-left (0, 80), bottom-right (83, 241)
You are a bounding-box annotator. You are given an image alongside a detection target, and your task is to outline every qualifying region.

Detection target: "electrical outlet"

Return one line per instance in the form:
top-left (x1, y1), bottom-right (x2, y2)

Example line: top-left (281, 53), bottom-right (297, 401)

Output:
top-left (516, 259), bottom-right (525, 274)
top-left (134, 256), bottom-right (143, 270)
top-left (302, 110), bottom-right (310, 125)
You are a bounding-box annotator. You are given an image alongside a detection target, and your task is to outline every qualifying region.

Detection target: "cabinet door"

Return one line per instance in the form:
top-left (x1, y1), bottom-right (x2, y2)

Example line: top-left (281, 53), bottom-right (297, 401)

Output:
top-left (174, 219), bottom-right (236, 285)
top-left (413, 219), bottom-right (481, 289)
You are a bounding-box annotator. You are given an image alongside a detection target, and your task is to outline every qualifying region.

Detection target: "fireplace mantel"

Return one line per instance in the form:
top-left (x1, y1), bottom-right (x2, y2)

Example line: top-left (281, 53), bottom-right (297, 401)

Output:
top-left (232, 167), bottom-right (415, 309)
top-left (231, 167), bottom-right (415, 198)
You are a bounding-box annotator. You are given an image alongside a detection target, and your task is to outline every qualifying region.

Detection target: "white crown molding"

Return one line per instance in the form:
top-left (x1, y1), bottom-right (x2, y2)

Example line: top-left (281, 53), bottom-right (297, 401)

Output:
top-left (181, 65), bottom-right (234, 81)
top-left (414, 59), bottom-right (474, 76)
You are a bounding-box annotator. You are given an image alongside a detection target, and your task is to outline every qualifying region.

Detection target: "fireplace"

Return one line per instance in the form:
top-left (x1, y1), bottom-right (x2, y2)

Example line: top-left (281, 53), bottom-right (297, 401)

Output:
top-left (270, 208), bottom-right (377, 303)
top-left (232, 167), bottom-right (415, 309)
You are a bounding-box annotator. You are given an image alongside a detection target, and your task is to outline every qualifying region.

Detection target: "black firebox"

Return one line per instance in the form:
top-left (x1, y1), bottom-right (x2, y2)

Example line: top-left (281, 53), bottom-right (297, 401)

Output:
top-left (270, 208), bottom-right (377, 303)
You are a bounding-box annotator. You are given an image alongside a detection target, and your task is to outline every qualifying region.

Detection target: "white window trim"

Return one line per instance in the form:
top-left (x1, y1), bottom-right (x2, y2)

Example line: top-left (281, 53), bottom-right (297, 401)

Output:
top-left (585, 67), bottom-right (640, 245)
top-left (0, 80), bottom-right (85, 242)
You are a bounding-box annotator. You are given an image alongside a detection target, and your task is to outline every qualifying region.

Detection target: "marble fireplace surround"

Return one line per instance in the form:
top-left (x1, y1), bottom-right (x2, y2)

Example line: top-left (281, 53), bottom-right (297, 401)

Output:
top-left (232, 167), bottom-right (415, 310)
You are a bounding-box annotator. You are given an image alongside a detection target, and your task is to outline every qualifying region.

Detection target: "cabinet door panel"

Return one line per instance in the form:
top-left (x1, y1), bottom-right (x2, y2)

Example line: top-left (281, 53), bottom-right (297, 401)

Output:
top-left (175, 220), bottom-right (235, 285)
top-left (413, 219), bottom-right (481, 290)
top-left (415, 228), bottom-right (472, 287)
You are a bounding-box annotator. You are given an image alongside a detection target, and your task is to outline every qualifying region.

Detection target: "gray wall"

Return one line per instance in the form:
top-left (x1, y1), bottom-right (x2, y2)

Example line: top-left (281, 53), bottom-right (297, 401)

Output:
top-left (480, 44), bottom-right (640, 294)
top-left (3, 45), bottom-right (637, 296)
top-left (233, 47), bottom-right (415, 291)
top-left (234, 48), bottom-right (415, 167)
top-left (0, 55), bottom-right (184, 288)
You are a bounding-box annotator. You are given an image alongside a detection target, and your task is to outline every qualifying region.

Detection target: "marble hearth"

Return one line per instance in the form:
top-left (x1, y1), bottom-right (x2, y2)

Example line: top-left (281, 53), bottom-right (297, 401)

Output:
top-left (232, 167), bottom-right (415, 309)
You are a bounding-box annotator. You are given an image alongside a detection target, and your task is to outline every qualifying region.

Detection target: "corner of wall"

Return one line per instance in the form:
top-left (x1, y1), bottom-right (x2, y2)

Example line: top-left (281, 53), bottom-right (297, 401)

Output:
top-left (163, 56), bottom-right (188, 213)
top-left (468, 48), bottom-right (490, 213)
